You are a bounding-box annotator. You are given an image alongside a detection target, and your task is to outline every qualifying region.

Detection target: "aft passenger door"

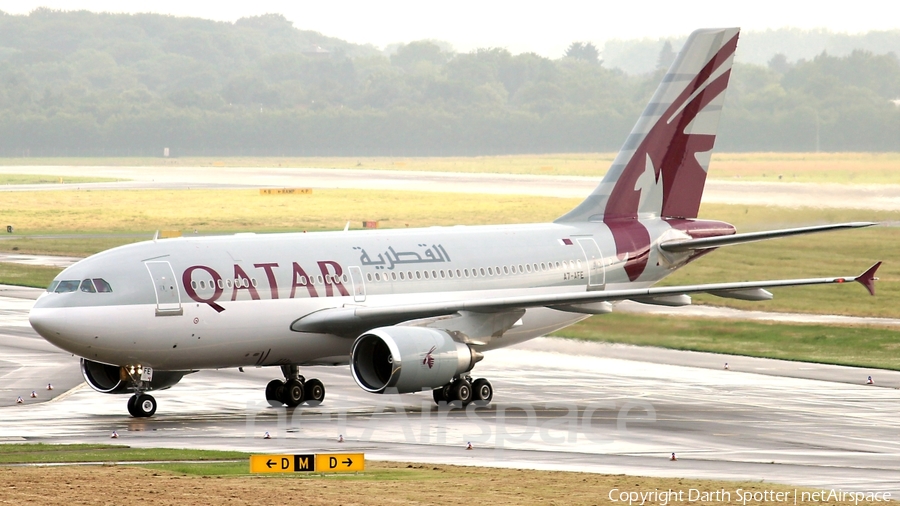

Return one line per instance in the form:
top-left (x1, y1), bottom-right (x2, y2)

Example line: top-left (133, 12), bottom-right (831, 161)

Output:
top-left (575, 237), bottom-right (605, 290)
top-left (145, 260), bottom-right (183, 316)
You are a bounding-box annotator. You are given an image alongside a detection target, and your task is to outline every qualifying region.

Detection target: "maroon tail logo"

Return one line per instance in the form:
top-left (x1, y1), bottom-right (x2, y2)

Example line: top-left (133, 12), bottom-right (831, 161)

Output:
top-left (605, 32), bottom-right (739, 281)
top-left (422, 346), bottom-right (436, 369)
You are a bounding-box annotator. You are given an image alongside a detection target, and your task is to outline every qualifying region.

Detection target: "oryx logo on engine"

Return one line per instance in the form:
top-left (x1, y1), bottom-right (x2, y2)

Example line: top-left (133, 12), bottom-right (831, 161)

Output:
top-left (422, 346), bottom-right (436, 369)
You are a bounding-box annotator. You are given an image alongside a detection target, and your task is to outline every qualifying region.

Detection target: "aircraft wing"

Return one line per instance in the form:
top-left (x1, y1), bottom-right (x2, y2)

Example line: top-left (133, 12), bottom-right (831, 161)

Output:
top-left (659, 222), bottom-right (876, 253)
top-left (291, 262), bottom-right (882, 335)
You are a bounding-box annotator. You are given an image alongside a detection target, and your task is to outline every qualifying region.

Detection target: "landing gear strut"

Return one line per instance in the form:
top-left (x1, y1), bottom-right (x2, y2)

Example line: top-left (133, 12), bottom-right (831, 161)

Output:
top-left (433, 376), bottom-right (492, 407)
top-left (125, 367), bottom-right (157, 418)
top-left (265, 365), bottom-right (326, 407)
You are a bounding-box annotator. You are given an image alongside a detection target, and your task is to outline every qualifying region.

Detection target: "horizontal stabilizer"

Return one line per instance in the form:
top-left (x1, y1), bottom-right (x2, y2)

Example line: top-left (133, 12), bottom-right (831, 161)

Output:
top-left (659, 222), bottom-right (876, 252)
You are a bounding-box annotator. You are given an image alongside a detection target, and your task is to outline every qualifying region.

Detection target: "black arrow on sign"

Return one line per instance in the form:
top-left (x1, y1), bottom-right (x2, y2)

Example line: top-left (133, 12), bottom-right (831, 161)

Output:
top-left (266, 459), bottom-right (276, 469)
top-left (343, 458), bottom-right (353, 467)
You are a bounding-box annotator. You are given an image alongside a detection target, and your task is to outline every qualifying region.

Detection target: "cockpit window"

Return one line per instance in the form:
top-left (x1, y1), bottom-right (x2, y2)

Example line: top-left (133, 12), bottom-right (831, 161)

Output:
top-left (80, 279), bottom-right (96, 293)
top-left (47, 281), bottom-right (59, 293)
top-left (93, 278), bottom-right (113, 293)
top-left (54, 280), bottom-right (80, 293)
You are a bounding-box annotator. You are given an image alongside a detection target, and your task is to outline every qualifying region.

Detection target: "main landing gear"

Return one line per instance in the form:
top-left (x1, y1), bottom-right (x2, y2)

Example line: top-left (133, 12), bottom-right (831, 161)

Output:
top-left (432, 375), bottom-right (492, 407)
top-left (265, 365), bottom-right (326, 407)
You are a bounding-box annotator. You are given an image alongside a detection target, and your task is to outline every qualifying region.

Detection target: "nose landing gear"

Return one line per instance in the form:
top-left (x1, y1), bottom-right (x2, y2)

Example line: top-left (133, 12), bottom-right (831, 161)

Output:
top-left (125, 366), bottom-right (157, 418)
top-left (127, 393), bottom-right (157, 418)
top-left (265, 365), bottom-right (326, 407)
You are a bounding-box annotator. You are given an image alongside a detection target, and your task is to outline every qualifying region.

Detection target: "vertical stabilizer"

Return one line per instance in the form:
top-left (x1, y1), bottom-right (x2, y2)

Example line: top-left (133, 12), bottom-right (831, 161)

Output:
top-left (557, 28), bottom-right (739, 223)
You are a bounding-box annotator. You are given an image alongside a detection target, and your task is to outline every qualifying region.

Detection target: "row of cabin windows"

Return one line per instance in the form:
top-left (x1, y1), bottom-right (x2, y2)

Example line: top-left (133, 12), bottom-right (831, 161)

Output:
top-left (49, 278), bottom-right (113, 293)
top-left (190, 275), bottom-right (349, 291)
top-left (188, 259), bottom-right (585, 292)
top-left (364, 259), bottom-right (582, 283)
top-left (192, 277), bottom-right (260, 291)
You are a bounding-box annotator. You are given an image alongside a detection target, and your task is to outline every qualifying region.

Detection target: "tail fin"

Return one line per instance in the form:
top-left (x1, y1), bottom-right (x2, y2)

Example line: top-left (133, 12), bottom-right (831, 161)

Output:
top-left (557, 28), bottom-right (739, 223)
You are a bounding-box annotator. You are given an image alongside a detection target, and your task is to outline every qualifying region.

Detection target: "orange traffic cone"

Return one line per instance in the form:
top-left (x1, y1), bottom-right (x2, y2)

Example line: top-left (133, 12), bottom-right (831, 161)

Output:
top-left (670, 452), bottom-right (677, 461)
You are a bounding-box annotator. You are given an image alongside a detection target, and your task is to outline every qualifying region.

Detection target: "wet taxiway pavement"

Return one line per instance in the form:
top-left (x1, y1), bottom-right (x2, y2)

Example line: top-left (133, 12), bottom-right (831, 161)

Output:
top-left (2, 293), bottom-right (899, 493)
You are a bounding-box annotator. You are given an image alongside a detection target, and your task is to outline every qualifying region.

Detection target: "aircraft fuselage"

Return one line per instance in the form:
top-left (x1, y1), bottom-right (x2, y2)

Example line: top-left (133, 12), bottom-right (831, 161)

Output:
top-left (29, 218), bottom-right (733, 371)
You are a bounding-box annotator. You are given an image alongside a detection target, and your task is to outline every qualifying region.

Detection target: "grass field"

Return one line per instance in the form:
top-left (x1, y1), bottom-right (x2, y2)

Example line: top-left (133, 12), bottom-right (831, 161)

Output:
top-left (0, 188), bottom-right (576, 234)
top-left (0, 444), bottom-right (873, 506)
top-left (0, 443), bottom-right (247, 464)
top-left (0, 174), bottom-right (117, 184)
top-left (0, 262), bottom-right (62, 288)
top-left (553, 313), bottom-right (900, 370)
top-left (1, 152), bottom-right (898, 183)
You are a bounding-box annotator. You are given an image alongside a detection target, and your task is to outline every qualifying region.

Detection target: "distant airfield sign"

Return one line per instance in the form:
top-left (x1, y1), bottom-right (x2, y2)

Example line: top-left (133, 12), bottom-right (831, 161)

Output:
top-left (250, 453), bottom-right (364, 473)
top-left (259, 188), bottom-right (313, 195)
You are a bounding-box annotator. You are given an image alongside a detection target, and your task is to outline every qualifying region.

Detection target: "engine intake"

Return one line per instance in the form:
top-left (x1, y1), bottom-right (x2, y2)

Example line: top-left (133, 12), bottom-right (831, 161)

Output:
top-left (351, 326), bottom-right (481, 394)
top-left (80, 359), bottom-right (189, 394)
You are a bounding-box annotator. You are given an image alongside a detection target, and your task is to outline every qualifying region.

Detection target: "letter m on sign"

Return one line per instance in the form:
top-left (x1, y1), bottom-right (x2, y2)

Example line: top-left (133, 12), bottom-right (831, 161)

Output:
top-left (294, 454), bottom-right (315, 472)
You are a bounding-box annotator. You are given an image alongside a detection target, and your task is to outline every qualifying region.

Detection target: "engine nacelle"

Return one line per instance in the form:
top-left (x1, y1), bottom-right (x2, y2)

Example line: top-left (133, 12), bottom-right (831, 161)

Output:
top-left (351, 326), bottom-right (481, 394)
top-left (80, 359), bottom-right (189, 394)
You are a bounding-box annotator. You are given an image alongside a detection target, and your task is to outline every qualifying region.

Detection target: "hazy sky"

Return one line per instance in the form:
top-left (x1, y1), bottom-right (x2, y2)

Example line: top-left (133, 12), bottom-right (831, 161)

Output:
top-left (1, 1), bottom-right (898, 57)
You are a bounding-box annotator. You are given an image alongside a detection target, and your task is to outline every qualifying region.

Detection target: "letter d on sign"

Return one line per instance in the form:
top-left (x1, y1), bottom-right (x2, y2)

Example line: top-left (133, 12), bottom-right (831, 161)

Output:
top-left (281, 457), bottom-right (290, 470)
top-left (329, 456), bottom-right (337, 469)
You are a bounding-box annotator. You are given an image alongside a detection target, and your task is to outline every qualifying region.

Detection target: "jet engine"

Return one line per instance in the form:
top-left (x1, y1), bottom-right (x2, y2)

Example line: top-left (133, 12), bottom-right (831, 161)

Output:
top-left (350, 326), bottom-right (481, 394)
top-left (80, 359), bottom-right (189, 394)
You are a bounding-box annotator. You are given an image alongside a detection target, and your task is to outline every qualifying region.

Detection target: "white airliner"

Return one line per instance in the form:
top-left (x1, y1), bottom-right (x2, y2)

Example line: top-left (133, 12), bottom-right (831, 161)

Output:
top-left (29, 28), bottom-right (880, 418)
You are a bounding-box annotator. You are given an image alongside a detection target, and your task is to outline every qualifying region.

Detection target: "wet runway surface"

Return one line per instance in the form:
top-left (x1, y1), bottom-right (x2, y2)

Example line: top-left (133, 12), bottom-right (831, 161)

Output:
top-left (2, 165), bottom-right (900, 210)
top-left (2, 294), bottom-right (899, 493)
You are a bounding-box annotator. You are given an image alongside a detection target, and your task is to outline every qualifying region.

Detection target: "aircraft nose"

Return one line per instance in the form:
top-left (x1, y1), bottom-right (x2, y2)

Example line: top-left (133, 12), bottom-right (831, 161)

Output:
top-left (28, 306), bottom-right (69, 345)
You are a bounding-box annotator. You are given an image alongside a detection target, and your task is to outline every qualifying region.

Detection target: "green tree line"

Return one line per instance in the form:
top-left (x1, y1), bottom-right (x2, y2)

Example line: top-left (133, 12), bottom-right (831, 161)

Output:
top-left (0, 9), bottom-right (898, 156)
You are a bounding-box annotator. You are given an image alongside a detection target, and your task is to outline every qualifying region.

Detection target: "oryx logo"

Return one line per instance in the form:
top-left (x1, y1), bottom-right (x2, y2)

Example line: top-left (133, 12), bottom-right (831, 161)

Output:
top-left (422, 346), bottom-right (436, 369)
